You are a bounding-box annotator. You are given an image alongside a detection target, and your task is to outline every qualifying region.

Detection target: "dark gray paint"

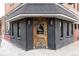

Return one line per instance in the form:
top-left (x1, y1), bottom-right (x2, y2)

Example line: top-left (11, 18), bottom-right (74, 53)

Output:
top-left (19, 20), bottom-right (27, 50)
top-left (11, 20), bottom-right (27, 50)
top-left (10, 19), bottom-right (33, 50)
top-left (55, 19), bottom-right (74, 49)
top-left (6, 3), bottom-right (78, 20)
top-left (11, 22), bottom-right (18, 47)
top-left (10, 18), bottom-right (74, 50)
top-left (26, 19), bottom-right (33, 50)
top-left (48, 19), bottom-right (56, 49)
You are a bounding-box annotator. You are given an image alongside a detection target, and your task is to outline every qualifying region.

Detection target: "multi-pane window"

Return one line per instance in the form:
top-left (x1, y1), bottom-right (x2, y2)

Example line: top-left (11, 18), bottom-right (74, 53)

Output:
top-left (12, 23), bottom-right (14, 36)
top-left (60, 21), bottom-right (63, 37)
top-left (71, 23), bottom-right (73, 35)
top-left (77, 4), bottom-right (79, 11)
top-left (74, 24), bottom-right (77, 29)
top-left (68, 3), bottom-right (75, 8)
top-left (17, 22), bottom-right (21, 37)
top-left (78, 24), bottom-right (79, 29)
top-left (74, 24), bottom-right (79, 29)
top-left (73, 4), bottom-right (75, 8)
top-left (67, 22), bottom-right (69, 36)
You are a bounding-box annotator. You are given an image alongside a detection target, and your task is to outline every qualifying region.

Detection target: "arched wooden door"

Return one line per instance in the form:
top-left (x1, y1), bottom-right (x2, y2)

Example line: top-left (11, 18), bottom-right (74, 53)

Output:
top-left (33, 17), bottom-right (48, 48)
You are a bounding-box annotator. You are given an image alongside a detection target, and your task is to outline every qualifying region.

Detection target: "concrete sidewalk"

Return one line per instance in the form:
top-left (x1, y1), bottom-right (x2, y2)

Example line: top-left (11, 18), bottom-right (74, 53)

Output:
top-left (0, 39), bottom-right (79, 56)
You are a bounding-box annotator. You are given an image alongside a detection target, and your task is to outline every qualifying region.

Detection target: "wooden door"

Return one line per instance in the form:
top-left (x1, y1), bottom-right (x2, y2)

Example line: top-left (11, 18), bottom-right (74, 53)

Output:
top-left (33, 18), bottom-right (47, 48)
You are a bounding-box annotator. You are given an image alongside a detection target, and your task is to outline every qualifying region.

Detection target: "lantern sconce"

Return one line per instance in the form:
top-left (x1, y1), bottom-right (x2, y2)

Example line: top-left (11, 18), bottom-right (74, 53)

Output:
top-left (28, 20), bottom-right (31, 24)
top-left (50, 20), bottom-right (53, 25)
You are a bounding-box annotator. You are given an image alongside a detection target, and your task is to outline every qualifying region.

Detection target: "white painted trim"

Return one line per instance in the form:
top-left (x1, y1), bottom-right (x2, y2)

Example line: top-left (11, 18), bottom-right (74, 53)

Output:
top-left (56, 3), bottom-right (77, 16)
top-left (6, 14), bottom-right (78, 22)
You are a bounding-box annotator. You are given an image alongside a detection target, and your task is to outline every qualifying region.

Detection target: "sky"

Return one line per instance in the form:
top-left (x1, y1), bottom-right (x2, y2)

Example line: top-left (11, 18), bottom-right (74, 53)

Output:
top-left (0, 3), bottom-right (5, 18)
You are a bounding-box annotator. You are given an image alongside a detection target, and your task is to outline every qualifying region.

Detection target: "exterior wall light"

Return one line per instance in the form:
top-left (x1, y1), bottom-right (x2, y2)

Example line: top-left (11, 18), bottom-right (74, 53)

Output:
top-left (50, 20), bottom-right (53, 25)
top-left (28, 20), bottom-right (30, 24)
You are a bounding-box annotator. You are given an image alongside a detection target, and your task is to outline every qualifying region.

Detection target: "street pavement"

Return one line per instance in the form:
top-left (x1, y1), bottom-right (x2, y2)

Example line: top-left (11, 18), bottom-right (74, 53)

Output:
top-left (0, 39), bottom-right (79, 56)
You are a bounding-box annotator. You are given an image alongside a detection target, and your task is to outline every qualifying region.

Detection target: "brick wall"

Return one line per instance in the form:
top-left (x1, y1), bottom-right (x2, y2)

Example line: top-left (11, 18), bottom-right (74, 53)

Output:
top-left (4, 3), bottom-right (20, 41)
top-left (62, 3), bottom-right (79, 16)
top-left (5, 3), bottom-right (20, 14)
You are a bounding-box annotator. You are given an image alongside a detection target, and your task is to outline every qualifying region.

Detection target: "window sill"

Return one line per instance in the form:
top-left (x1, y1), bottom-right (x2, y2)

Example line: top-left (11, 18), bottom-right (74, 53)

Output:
top-left (66, 36), bottom-right (71, 38)
top-left (60, 37), bottom-right (63, 40)
top-left (17, 37), bottom-right (21, 40)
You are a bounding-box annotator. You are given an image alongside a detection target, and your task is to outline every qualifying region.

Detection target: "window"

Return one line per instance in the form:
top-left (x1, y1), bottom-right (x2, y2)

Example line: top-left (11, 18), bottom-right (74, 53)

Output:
top-left (77, 3), bottom-right (79, 11)
top-left (74, 24), bottom-right (77, 29)
top-left (67, 22), bottom-right (69, 36)
top-left (6, 21), bottom-right (10, 34)
top-left (37, 24), bottom-right (44, 34)
top-left (71, 23), bottom-right (73, 35)
top-left (73, 4), bottom-right (75, 8)
top-left (68, 3), bottom-right (75, 8)
top-left (12, 23), bottom-right (14, 36)
top-left (60, 21), bottom-right (63, 37)
top-left (10, 3), bottom-right (14, 7)
top-left (68, 3), bottom-right (74, 5)
top-left (17, 22), bottom-right (21, 37)
top-left (78, 24), bottom-right (79, 29)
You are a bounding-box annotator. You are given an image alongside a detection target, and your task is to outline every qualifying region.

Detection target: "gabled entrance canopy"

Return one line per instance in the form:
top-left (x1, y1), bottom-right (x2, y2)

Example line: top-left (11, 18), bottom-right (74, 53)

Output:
top-left (6, 3), bottom-right (79, 22)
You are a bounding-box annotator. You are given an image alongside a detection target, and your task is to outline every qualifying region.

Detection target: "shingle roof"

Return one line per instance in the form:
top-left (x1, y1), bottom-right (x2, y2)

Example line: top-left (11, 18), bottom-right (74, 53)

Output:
top-left (6, 3), bottom-right (78, 21)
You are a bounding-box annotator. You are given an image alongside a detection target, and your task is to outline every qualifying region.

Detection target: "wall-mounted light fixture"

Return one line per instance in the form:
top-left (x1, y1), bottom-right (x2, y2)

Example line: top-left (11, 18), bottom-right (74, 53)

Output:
top-left (28, 20), bottom-right (30, 24)
top-left (50, 20), bottom-right (53, 25)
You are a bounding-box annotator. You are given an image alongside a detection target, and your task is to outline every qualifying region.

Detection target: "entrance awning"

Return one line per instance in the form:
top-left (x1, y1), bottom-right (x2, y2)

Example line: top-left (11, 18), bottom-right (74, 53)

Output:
top-left (6, 3), bottom-right (79, 22)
